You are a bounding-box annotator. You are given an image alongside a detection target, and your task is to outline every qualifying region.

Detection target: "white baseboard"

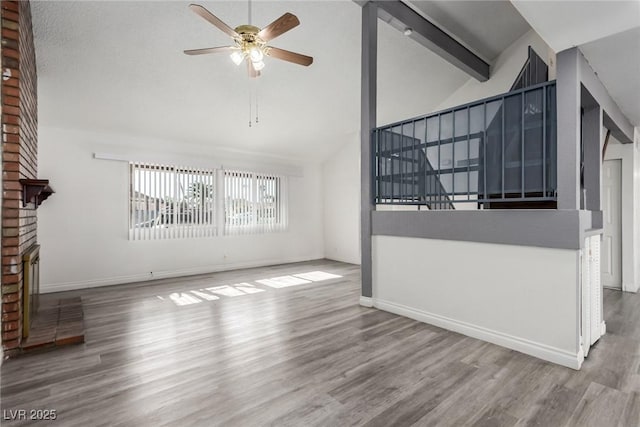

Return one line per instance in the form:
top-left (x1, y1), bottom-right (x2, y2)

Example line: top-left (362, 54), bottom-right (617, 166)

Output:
top-left (601, 321), bottom-right (607, 335)
top-left (40, 255), bottom-right (324, 293)
top-left (373, 298), bottom-right (584, 370)
top-left (324, 255), bottom-right (361, 266)
top-left (359, 296), bottom-right (373, 307)
top-left (604, 284), bottom-right (640, 293)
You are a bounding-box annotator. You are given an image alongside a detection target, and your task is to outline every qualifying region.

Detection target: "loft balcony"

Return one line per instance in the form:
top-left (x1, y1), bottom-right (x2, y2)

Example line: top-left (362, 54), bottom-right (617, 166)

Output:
top-left (373, 80), bottom-right (557, 210)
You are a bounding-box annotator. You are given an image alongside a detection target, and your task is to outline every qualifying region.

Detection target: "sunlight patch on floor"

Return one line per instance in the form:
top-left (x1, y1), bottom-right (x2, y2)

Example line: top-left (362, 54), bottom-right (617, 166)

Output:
top-left (169, 292), bottom-right (203, 306)
top-left (234, 283), bottom-right (266, 294)
top-left (191, 290), bottom-right (220, 301)
top-left (205, 285), bottom-right (247, 297)
top-left (256, 275), bottom-right (312, 288)
top-left (293, 271), bottom-right (342, 281)
top-left (158, 271), bottom-right (343, 306)
top-left (258, 271), bottom-right (343, 288)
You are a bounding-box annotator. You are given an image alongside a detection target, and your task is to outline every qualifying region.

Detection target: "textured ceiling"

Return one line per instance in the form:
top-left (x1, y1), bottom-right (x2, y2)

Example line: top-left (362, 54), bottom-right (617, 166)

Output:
top-left (580, 27), bottom-right (640, 126)
top-left (407, 1), bottom-right (531, 61)
top-left (511, 0), bottom-right (640, 52)
top-left (32, 1), bottom-right (473, 162)
top-left (31, 1), bottom-right (640, 162)
top-left (511, 0), bottom-right (640, 126)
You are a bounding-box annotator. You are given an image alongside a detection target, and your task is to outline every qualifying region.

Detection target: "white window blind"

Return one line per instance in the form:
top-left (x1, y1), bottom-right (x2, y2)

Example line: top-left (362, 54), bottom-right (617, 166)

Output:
top-left (129, 162), bottom-right (217, 240)
top-left (224, 170), bottom-right (288, 235)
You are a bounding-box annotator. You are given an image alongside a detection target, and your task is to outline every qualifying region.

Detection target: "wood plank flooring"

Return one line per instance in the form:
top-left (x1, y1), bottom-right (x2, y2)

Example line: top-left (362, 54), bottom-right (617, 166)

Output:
top-left (1, 259), bottom-right (639, 426)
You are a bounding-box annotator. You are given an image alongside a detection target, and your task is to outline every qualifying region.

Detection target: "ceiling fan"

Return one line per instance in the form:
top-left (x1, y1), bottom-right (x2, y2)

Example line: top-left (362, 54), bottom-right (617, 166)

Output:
top-left (184, 3), bottom-right (313, 78)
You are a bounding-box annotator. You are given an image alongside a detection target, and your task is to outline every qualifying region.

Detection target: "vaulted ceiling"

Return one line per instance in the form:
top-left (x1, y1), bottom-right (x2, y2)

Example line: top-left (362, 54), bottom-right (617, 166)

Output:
top-left (511, 0), bottom-right (640, 126)
top-left (34, 1), bottom-right (635, 164)
top-left (407, 0), bottom-right (530, 62)
top-left (31, 1), bottom-right (530, 162)
top-left (33, 1), bottom-right (363, 161)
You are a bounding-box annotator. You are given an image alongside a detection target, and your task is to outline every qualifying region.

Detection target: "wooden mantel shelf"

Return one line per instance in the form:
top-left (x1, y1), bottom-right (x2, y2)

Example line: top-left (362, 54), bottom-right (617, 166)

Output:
top-left (19, 179), bottom-right (54, 207)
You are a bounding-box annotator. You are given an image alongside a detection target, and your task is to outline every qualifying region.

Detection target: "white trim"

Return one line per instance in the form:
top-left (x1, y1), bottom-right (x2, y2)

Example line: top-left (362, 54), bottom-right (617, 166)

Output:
top-left (94, 152), bottom-right (132, 162)
top-left (373, 298), bottom-right (584, 370)
top-left (601, 321), bottom-right (607, 336)
top-left (93, 152), bottom-right (303, 177)
top-left (359, 296), bottom-right (373, 307)
top-left (604, 143), bottom-right (637, 294)
top-left (40, 255), bottom-right (324, 293)
top-left (94, 152), bottom-right (224, 171)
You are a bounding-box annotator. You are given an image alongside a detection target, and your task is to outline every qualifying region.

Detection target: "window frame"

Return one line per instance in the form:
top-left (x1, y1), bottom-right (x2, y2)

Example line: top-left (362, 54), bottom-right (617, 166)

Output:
top-left (129, 162), bottom-right (288, 240)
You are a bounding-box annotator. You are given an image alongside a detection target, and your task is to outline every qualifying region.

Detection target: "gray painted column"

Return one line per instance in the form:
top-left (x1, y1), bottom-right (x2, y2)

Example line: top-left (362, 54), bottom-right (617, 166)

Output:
top-left (360, 2), bottom-right (377, 298)
top-left (556, 48), bottom-right (581, 210)
top-left (583, 105), bottom-right (603, 212)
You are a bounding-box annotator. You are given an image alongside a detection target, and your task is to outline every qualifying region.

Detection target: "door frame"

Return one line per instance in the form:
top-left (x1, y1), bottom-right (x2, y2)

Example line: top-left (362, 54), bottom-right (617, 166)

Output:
top-left (602, 140), bottom-right (636, 293)
top-left (601, 158), bottom-right (622, 289)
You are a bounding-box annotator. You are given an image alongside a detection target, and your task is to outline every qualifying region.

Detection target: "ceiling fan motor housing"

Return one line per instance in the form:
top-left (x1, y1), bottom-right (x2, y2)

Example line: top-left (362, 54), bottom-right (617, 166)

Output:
top-left (234, 25), bottom-right (264, 47)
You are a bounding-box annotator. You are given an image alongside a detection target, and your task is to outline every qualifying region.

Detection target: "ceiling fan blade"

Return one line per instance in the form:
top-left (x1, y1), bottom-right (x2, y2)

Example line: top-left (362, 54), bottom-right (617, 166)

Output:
top-left (258, 13), bottom-right (300, 42)
top-left (189, 4), bottom-right (239, 39)
top-left (247, 61), bottom-right (261, 78)
top-left (266, 47), bottom-right (313, 66)
top-left (184, 46), bottom-right (235, 56)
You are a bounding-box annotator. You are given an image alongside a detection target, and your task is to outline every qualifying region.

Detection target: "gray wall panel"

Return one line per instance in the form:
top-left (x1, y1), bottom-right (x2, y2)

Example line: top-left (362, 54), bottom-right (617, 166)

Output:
top-left (372, 210), bottom-right (585, 249)
top-left (582, 104), bottom-right (602, 211)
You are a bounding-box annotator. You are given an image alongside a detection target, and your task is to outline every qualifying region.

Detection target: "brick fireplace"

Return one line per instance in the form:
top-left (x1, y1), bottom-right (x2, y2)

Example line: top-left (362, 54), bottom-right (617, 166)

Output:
top-left (1, 0), bottom-right (39, 356)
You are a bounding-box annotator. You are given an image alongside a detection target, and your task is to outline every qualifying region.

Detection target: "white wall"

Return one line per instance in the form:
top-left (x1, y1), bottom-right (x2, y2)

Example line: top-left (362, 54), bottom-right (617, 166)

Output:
top-left (38, 126), bottom-right (324, 292)
top-left (635, 128), bottom-right (640, 292)
top-left (605, 137), bottom-right (639, 292)
top-left (375, 20), bottom-right (471, 126)
top-left (435, 29), bottom-right (556, 112)
top-left (322, 134), bottom-right (360, 264)
top-left (372, 236), bottom-right (583, 369)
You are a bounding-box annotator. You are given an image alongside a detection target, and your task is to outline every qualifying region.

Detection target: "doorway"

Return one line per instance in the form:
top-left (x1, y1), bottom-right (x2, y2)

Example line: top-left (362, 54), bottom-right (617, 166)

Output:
top-left (601, 159), bottom-right (622, 289)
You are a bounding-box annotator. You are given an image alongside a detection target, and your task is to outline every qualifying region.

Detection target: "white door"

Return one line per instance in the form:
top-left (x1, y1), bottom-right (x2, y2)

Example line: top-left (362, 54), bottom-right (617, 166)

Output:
top-left (601, 159), bottom-right (622, 289)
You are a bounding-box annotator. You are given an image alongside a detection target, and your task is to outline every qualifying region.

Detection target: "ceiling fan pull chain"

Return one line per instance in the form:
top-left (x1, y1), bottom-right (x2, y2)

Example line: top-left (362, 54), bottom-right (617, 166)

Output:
top-left (255, 84), bottom-right (259, 124)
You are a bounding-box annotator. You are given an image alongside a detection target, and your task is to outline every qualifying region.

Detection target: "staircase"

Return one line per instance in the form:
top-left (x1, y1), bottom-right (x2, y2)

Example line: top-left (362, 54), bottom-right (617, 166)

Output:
top-left (482, 46), bottom-right (556, 209)
top-left (374, 46), bottom-right (557, 210)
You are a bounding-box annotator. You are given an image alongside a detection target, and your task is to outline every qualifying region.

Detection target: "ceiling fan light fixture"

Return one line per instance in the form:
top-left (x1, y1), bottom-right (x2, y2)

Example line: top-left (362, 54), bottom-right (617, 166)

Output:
top-left (230, 50), bottom-right (245, 65)
top-left (249, 46), bottom-right (264, 62)
top-left (185, 4), bottom-right (313, 78)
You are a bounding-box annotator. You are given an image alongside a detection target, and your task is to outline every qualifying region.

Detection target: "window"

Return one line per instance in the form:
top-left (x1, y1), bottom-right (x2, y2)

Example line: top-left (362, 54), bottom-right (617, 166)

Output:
top-left (224, 170), bottom-right (287, 235)
top-left (129, 163), bottom-right (217, 240)
top-left (129, 162), bottom-right (287, 240)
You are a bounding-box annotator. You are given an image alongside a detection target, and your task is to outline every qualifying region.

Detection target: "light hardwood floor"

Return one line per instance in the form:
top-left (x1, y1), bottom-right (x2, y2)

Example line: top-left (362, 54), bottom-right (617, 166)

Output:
top-left (1, 259), bottom-right (639, 426)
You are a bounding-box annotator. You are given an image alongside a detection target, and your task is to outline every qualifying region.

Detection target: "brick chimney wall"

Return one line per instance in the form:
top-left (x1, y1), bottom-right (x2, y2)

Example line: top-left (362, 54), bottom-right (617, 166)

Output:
top-left (1, 0), bottom-right (38, 355)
